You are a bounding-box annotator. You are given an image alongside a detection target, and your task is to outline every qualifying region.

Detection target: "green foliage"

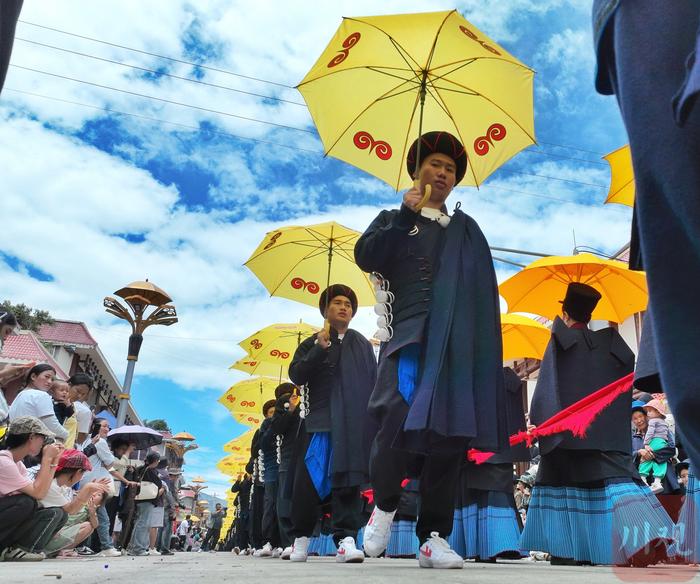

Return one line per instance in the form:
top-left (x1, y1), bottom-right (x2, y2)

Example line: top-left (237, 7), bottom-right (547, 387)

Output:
top-left (1, 300), bottom-right (54, 332)
top-left (144, 418), bottom-right (171, 432)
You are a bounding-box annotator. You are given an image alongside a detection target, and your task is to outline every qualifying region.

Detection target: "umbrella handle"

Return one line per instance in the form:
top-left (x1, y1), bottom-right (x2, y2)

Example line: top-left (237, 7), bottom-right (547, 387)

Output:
top-left (413, 180), bottom-right (432, 211)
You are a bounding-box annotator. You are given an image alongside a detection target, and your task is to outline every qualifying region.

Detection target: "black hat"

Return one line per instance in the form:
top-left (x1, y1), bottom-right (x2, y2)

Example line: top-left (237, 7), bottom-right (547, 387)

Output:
top-left (560, 282), bottom-right (602, 323)
top-left (406, 131), bottom-right (468, 184)
top-left (274, 382), bottom-right (297, 399)
top-left (318, 284), bottom-right (358, 317)
top-left (262, 399), bottom-right (276, 415)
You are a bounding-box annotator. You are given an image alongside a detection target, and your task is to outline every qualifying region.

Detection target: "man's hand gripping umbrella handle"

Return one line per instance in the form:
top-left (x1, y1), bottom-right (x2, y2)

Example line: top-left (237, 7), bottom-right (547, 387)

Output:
top-left (413, 180), bottom-right (432, 211)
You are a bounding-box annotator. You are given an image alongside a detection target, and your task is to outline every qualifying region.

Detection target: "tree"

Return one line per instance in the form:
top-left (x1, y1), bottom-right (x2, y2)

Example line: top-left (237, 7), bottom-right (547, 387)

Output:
top-left (144, 419), bottom-right (171, 432)
top-left (1, 300), bottom-right (54, 332)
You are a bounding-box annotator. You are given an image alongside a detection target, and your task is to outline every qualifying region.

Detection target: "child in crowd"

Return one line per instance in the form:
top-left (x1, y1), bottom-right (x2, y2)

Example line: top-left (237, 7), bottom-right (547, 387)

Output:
top-left (639, 399), bottom-right (671, 493)
top-left (48, 381), bottom-right (78, 448)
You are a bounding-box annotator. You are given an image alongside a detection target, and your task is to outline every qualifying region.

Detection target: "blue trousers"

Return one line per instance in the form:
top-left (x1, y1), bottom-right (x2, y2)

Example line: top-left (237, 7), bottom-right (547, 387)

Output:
top-left (600, 1), bottom-right (700, 479)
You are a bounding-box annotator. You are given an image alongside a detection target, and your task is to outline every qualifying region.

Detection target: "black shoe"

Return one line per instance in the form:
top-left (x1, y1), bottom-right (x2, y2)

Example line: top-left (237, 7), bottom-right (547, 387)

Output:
top-left (160, 550), bottom-right (174, 556)
top-left (550, 556), bottom-right (578, 566)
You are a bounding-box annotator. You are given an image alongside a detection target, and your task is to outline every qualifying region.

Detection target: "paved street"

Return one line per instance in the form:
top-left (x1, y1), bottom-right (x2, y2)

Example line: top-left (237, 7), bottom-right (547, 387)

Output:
top-left (2, 553), bottom-right (698, 584)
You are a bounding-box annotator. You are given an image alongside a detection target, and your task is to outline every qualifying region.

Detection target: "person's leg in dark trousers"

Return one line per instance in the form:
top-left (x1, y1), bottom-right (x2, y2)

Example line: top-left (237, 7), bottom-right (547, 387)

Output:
top-left (605, 2), bottom-right (700, 473)
top-left (0, 494), bottom-right (37, 551)
top-left (236, 513), bottom-right (250, 550)
top-left (330, 486), bottom-right (363, 545)
top-left (415, 452), bottom-right (461, 541)
top-left (277, 470), bottom-right (294, 548)
top-left (370, 354), bottom-right (461, 541)
top-left (369, 354), bottom-right (411, 513)
top-left (290, 452), bottom-right (322, 539)
top-left (204, 528), bottom-right (220, 551)
top-left (13, 507), bottom-right (67, 553)
top-left (261, 480), bottom-right (280, 547)
top-left (249, 486), bottom-right (265, 549)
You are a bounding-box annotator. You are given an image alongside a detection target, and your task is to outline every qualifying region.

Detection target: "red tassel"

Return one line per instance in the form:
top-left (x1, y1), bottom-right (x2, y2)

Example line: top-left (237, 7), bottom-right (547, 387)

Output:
top-left (467, 448), bottom-right (496, 464)
top-left (361, 488), bottom-right (374, 505)
top-left (464, 372), bottom-right (634, 465)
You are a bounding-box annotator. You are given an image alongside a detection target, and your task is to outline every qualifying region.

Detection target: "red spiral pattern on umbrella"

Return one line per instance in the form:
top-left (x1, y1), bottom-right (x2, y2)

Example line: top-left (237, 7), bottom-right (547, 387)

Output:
top-left (270, 349), bottom-right (290, 359)
top-left (474, 123), bottom-right (507, 156)
top-left (327, 32), bottom-right (361, 68)
top-left (353, 131), bottom-right (392, 160)
top-left (291, 277), bottom-right (320, 294)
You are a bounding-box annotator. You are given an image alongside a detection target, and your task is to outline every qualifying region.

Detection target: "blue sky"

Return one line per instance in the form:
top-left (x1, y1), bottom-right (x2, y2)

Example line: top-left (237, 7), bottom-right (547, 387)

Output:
top-left (0, 0), bottom-right (632, 495)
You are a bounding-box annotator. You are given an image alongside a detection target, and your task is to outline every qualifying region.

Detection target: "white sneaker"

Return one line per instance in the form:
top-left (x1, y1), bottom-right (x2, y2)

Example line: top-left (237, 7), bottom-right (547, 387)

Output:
top-left (280, 546), bottom-right (293, 560)
top-left (149, 548), bottom-right (161, 556)
top-left (362, 507), bottom-right (396, 557)
top-left (98, 547), bottom-right (122, 558)
top-left (419, 533), bottom-right (463, 569)
top-left (289, 537), bottom-right (309, 562)
top-left (253, 542), bottom-right (273, 558)
top-left (336, 537), bottom-right (364, 563)
top-left (272, 547), bottom-right (283, 558)
top-left (650, 479), bottom-right (664, 494)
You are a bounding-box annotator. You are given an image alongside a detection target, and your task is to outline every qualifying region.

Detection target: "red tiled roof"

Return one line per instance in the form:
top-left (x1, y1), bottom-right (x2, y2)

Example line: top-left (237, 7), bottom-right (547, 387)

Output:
top-left (38, 320), bottom-right (97, 347)
top-left (0, 331), bottom-right (69, 379)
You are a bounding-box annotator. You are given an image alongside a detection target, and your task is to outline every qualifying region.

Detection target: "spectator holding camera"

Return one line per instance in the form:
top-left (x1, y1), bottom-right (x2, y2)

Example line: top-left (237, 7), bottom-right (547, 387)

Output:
top-left (0, 416), bottom-right (66, 561)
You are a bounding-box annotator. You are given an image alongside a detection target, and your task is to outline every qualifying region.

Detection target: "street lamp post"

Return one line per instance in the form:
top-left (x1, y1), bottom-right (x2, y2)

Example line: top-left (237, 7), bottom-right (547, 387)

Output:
top-left (104, 280), bottom-right (178, 426)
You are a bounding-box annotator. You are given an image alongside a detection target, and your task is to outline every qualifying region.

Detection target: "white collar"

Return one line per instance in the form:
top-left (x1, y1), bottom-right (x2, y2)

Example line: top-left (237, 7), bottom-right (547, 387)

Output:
top-left (420, 207), bottom-right (450, 227)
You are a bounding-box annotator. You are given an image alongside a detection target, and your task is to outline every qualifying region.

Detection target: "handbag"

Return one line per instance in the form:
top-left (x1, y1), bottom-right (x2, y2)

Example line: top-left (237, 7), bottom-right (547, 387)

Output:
top-left (135, 481), bottom-right (159, 501)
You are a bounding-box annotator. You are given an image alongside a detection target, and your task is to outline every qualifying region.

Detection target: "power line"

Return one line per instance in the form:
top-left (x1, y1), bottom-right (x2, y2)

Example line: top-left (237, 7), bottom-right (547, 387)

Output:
top-left (9, 64), bottom-right (315, 134)
top-left (14, 37), bottom-right (306, 107)
top-left (537, 140), bottom-right (606, 157)
top-left (19, 20), bottom-right (618, 160)
top-left (18, 19), bottom-right (295, 89)
top-left (522, 148), bottom-right (607, 167)
top-left (3, 88), bottom-right (319, 153)
top-left (499, 169), bottom-right (606, 189)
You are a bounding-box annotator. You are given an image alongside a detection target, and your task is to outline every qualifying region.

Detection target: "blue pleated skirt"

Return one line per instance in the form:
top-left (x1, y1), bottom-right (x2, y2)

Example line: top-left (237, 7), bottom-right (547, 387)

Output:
top-left (386, 520), bottom-right (419, 558)
top-left (673, 472), bottom-right (700, 562)
top-left (308, 532), bottom-right (336, 556)
top-left (520, 478), bottom-right (675, 565)
top-left (447, 490), bottom-right (525, 559)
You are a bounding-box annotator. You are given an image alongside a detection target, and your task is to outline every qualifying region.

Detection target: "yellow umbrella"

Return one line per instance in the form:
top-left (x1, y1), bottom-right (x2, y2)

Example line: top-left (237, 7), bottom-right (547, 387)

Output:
top-left (603, 144), bottom-right (634, 207)
top-left (501, 313), bottom-right (550, 362)
top-left (233, 412), bottom-right (265, 428)
top-left (237, 321), bottom-right (319, 373)
top-left (191, 476), bottom-right (206, 484)
top-left (499, 253), bottom-right (648, 323)
top-left (171, 431), bottom-right (196, 441)
top-left (244, 222), bottom-right (374, 308)
top-left (217, 454), bottom-right (248, 476)
top-left (298, 10), bottom-right (534, 192)
top-left (230, 356), bottom-right (289, 379)
top-left (218, 377), bottom-right (279, 415)
top-left (223, 429), bottom-right (255, 454)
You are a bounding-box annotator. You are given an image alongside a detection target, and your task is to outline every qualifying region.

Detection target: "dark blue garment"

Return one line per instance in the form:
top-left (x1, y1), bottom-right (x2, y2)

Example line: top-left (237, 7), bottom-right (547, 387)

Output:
top-left (593, 0), bottom-right (700, 483)
top-left (399, 210), bottom-right (507, 454)
top-left (304, 432), bottom-right (332, 499)
top-left (397, 344), bottom-right (420, 404)
top-left (0, 0), bottom-right (23, 95)
top-left (259, 418), bottom-right (279, 483)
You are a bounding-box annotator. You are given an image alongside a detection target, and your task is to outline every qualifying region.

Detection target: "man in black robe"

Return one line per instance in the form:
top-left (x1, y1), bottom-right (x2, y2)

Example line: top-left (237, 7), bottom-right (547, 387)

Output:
top-left (521, 282), bottom-right (674, 566)
top-left (267, 382), bottom-right (301, 559)
top-left (354, 132), bottom-right (507, 569)
top-left (287, 284), bottom-right (377, 563)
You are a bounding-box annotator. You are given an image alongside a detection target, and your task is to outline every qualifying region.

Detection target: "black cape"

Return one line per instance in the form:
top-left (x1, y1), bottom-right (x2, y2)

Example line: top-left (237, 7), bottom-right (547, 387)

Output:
top-left (529, 317), bottom-right (635, 455)
top-left (289, 328), bottom-right (377, 486)
top-left (402, 210), bottom-right (505, 453)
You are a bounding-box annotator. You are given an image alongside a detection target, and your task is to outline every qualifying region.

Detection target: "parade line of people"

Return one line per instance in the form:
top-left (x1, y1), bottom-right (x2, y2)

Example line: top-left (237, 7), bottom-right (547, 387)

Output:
top-left (2, 130), bottom-right (700, 567)
top-left (209, 132), bottom-right (698, 569)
